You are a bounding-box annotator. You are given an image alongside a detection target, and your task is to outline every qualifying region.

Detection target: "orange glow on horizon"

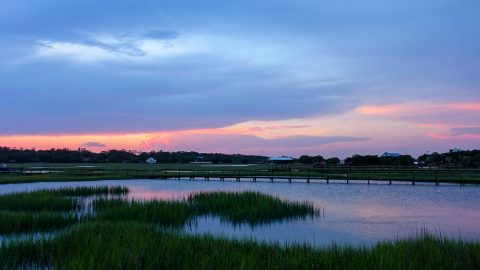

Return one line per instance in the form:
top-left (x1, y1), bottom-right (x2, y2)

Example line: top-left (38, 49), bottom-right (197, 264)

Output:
top-left (1, 101), bottom-right (478, 156)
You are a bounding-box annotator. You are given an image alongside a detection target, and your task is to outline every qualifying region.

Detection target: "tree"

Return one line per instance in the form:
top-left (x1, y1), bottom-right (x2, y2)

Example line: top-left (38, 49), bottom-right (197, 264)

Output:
top-left (326, 157), bottom-right (340, 165)
top-left (298, 155), bottom-right (312, 164)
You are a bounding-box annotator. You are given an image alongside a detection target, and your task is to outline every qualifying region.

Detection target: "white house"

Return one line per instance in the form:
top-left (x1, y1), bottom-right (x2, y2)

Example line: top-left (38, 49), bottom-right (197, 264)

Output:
top-left (145, 157), bottom-right (157, 164)
top-left (449, 148), bottom-right (464, 153)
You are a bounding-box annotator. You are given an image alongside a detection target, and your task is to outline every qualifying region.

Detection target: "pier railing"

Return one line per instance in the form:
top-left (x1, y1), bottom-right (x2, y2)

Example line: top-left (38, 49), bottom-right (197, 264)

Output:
top-left (2, 166), bottom-right (480, 186)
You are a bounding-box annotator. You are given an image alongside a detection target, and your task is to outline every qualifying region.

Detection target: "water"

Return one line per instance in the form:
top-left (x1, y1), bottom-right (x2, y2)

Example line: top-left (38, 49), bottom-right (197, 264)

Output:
top-left (1, 178), bottom-right (479, 247)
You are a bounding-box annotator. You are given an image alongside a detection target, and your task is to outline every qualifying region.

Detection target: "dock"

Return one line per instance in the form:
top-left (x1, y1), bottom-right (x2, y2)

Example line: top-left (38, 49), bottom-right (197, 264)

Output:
top-left (2, 167), bottom-right (479, 186)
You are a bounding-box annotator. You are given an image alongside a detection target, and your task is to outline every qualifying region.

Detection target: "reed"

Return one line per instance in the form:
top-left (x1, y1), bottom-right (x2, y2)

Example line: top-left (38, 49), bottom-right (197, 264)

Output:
top-left (0, 192), bottom-right (77, 212)
top-left (0, 211), bottom-right (79, 234)
top-left (93, 191), bottom-right (317, 227)
top-left (0, 186), bottom-right (129, 212)
top-left (1, 222), bottom-right (479, 270)
top-left (188, 191), bottom-right (317, 225)
top-left (93, 199), bottom-right (194, 228)
top-left (49, 186), bottom-right (129, 196)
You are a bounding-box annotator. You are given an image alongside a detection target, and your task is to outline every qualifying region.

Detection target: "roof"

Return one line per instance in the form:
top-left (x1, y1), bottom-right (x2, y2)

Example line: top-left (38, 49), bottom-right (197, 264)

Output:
top-left (382, 152), bottom-right (400, 157)
top-left (269, 156), bottom-right (294, 161)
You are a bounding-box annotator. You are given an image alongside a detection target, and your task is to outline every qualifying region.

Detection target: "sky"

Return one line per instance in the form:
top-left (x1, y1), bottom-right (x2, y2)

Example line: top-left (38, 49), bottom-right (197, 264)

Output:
top-left (0, 0), bottom-right (479, 158)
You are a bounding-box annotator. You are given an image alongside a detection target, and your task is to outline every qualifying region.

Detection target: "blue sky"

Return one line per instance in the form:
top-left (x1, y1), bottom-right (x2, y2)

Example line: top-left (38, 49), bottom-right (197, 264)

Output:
top-left (1, 0), bottom-right (479, 157)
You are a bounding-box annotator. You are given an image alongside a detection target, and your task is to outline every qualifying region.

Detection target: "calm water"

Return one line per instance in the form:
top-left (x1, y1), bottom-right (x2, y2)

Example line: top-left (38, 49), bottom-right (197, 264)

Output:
top-left (1, 179), bottom-right (479, 247)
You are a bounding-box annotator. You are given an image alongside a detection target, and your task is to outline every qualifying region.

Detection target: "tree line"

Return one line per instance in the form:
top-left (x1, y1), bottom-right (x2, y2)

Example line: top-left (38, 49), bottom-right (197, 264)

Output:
top-left (298, 149), bottom-right (480, 168)
top-left (0, 147), bottom-right (268, 164)
top-left (1, 147), bottom-right (478, 168)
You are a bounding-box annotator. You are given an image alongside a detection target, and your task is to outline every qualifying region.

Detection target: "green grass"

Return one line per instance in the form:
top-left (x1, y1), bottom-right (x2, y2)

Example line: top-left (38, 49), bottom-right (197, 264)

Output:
top-left (0, 222), bottom-right (479, 270)
top-left (0, 211), bottom-right (79, 234)
top-left (92, 191), bottom-right (317, 227)
top-left (0, 186), bottom-right (129, 234)
top-left (0, 192), bottom-right (77, 212)
top-left (49, 186), bottom-right (129, 196)
top-left (93, 199), bottom-right (194, 228)
top-left (0, 188), bottom-right (314, 233)
top-left (0, 186), bottom-right (129, 212)
top-left (188, 191), bottom-right (317, 225)
top-left (0, 188), bottom-right (479, 269)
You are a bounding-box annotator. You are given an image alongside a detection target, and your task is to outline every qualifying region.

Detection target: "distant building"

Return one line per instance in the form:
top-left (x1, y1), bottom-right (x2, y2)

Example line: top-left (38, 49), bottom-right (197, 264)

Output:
top-left (268, 156), bottom-right (294, 171)
top-left (449, 148), bottom-right (464, 153)
top-left (381, 152), bottom-right (400, 157)
top-left (145, 157), bottom-right (157, 164)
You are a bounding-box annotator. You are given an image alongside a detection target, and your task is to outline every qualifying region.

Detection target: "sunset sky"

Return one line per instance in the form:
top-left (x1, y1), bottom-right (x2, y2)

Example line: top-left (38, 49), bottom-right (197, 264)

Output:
top-left (1, 0), bottom-right (479, 158)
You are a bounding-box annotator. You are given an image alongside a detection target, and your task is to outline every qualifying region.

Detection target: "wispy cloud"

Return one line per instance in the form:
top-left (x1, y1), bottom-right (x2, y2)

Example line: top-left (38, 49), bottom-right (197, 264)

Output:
top-left (0, 0), bottom-right (479, 156)
top-left (81, 141), bottom-right (106, 148)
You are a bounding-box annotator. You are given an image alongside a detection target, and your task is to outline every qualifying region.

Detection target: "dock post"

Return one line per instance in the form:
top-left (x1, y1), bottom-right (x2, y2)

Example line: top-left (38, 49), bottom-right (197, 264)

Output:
top-left (367, 180), bottom-right (370, 185)
top-left (289, 177), bottom-right (292, 183)
top-left (270, 177), bottom-right (273, 182)
top-left (346, 179), bottom-right (349, 184)
top-left (412, 181), bottom-right (415, 186)
top-left (307, 178), bottom-right (310, 184)
top-left (389, 180), bottom-right (392, 185)
top-left (326, 178), bottom-right (329, 184)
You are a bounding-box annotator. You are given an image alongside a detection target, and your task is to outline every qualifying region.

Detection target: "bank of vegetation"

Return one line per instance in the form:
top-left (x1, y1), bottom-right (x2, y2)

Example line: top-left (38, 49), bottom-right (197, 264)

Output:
top-left (1, 222), bottom-right (479, 270)
top-left (0, 187), bottom-right (478, 269)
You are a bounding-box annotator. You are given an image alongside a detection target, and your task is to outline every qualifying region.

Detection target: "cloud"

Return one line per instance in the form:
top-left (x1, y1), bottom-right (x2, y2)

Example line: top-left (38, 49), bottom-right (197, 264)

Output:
top-left (144, 133), bottom-right (368, 155)
top-left (81, 141), bottom-right (106, 148)
top-left (0, 0), bottom-right (479, 157)
top-left (142, 30), bottom-right (179, 40)
top-left (450, 127), bottom-right (480, 136)
top-left (34, 30), bottom-right (183, 62)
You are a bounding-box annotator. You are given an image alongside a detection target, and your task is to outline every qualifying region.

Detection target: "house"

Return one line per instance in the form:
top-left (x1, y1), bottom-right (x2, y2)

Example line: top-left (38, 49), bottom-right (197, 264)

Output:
top-left (381, 152), bottom-right (400, 157)
top-left (449, 148), bottom-right (464, 153)
top-left (268, 156), bottom-right (294, 171)
top-left (145, 157), bottom-right (157, 164)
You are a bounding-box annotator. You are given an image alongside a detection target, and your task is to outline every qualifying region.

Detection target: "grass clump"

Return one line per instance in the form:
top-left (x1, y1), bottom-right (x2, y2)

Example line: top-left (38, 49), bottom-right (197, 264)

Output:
top-left (0, 192), bottom-right (77, 212)
top-left (1, 222), bottom-right (479, 270)
top-left (93, 191), bottom-right (317, 227)
top-left (50, 186), bottom-right (129, 196)
top-left (93, 199), bottom-right (194, 228)
top-left (188, 191), bottom-right (317, 225)
top-left (0, 186), bottom-right (129, 234)
top-left (0, 186), bottom-right (129, 212)
top-left (0, 211), bottom-right (79, 234)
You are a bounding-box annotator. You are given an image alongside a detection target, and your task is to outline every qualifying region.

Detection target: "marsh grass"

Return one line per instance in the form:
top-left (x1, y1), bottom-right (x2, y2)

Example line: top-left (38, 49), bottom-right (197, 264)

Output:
top-left (188, 191), bottom-right (318, 225)
top-left (92, 191), bottom-right (317, 227)
top-left (0, 192), bottom-right (76, 212)
top-left (0, 188), bottom-right (479, 269)
top-left (93, 199), bottom-right (194, 228)
top-left (1, 222), bottom-right (479, 270)
top-left (0, 186), bottom-right (129, 234)
top-left (0, 186), bottom-right (129, 212)
top-left (0, 211), bottom-right (79, 234)
top-left (50, 186), bottom-right (129, 196)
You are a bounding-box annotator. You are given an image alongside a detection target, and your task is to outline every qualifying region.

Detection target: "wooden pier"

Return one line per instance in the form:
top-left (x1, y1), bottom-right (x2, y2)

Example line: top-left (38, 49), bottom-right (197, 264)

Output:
top-left (166, 174), bottom-right (474, 186)
top-left (2, 167), bottom-right (479, 186)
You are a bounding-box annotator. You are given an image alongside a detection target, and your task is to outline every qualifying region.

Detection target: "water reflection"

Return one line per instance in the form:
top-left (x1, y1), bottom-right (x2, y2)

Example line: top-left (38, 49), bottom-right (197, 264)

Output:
top-left (0, 179), bottom-right (479, 247)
